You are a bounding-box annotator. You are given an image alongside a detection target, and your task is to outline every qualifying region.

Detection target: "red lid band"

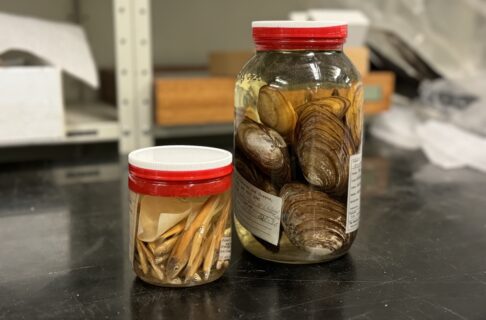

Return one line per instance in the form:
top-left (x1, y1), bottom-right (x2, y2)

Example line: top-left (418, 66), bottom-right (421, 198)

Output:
top-left (254, 38), bottom-right (344, 51)
top-left (253, 25), bottom-right (347, 51)
top-left (129, 174), bottom-right (232, 197)
top-left (129, 164), bottom-right (233, 182)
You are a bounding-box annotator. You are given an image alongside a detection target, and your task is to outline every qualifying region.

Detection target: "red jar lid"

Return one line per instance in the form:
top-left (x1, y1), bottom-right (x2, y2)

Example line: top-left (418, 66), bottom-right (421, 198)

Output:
top-left (252, 21), bottom-right (348, 50)
top-left (128, 145), bottom-right (233, 197)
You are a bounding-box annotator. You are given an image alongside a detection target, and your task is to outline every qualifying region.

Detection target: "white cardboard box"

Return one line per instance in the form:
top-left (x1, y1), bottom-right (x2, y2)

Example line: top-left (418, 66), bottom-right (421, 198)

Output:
top-left (303, 10), bottom-right (370, 47)
top-left (0, 66), bottom-right (65, 145)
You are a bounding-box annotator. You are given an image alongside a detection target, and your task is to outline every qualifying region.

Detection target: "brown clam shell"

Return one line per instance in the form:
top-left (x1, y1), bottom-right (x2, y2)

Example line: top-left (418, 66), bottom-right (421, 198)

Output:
top-left (295, 95), bottom-right (350, 119)
top-left (295, 102), bottom-right (355, 195)
top-left (235, 118), bottom-right (291, 187)
top-left (234, 154), bottom-right (261, 187)
top-left (345, 83), bottom-right (364, 149)
top-left (234, 153), bottom-right (279, 196)
top-left (257, 85), bottom-right (297, 142)
top-left (280, 183), bottom-right (347, 253)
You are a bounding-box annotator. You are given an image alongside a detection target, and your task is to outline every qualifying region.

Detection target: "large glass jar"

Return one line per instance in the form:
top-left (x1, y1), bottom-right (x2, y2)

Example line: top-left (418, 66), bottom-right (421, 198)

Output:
top-left (128, 146), bottom-right (233, 286)
top-left (234, 21), bottom-right (363, 264)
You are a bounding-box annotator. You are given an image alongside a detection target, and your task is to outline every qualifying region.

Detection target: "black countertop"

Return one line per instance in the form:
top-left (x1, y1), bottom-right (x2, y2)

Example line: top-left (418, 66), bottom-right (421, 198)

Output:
top-left (1, 139), bottom-right (486, 320)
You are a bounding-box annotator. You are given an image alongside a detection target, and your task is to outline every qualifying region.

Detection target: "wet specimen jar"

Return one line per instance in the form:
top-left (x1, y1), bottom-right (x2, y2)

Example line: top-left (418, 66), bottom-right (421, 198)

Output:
top-left (128, 146), bottom-right (233, 287)
top-left (234, 21), bottom-right (364, 264)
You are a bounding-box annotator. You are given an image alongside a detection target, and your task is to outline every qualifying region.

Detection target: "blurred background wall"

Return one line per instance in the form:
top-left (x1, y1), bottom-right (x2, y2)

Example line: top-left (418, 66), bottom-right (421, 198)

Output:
top-left (0, 0), bottom-right (312, 68)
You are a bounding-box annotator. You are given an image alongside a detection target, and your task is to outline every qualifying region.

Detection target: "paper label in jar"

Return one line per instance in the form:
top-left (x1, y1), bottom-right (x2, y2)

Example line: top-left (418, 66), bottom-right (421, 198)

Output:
top-left (346, 152), bottom-right (362, 233)
top-left (234, 170), bottom-right (282, 246)
top-left (218, 235), bottom-right (232, 261)
top-left (128, 192), bottom-right (140, 263)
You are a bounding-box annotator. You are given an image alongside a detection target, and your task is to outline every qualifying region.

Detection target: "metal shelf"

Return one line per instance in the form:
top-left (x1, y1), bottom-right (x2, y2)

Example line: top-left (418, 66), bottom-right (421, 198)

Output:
top-left (64, 103), bottom-right (119, 143)
top-left (0, 1), bottom-right (241, 153)
top-left (0, 103), bottom-right (119, 147)
top-left (114, 0), bottom-right (153, 153)
top-left (0, 1), bottom-right (235, 152)
top-left (0, 0), bottom-right (153, 154)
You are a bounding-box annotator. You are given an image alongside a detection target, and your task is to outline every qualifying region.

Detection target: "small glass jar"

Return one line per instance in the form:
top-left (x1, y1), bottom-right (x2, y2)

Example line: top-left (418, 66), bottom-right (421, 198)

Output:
top-left (128, 146), bottom-right (233, 287)
top-left (234, 21), bottom-right (363, 264)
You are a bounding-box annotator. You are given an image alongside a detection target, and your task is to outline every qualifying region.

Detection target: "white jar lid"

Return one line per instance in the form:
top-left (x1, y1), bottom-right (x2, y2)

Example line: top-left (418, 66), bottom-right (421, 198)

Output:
top-left (252, 20), bottom-right (347, 28)
top-left (128, 145), bottom-right (233, 172)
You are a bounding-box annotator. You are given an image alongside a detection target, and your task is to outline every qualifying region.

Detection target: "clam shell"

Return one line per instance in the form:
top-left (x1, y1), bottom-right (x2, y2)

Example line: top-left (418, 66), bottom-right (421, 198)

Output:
top-left (260, 179), bottom-right (279, 196)
top-left (235, 118), bottom-right (291, 187)
top-left (295, 96), bottom-right (350, 119)
top-left (280, 183), bottom-right (346, 253)
top-left (257, 85), bottom-right (297, 142)
top-left (345, 83), bottom-right (364, 149)
top-left (235, 153), bottom-right (279, 196)
top-left (234, 154), bottom-right (261, 186)
top-left (296, 104), bottom-right (355, 195)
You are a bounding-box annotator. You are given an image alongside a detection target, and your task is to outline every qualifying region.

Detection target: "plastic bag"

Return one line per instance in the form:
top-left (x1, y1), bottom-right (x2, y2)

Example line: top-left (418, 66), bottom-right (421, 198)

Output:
top-left (419, 74), bottom-right (486, 136)
top-left (308, 0), bottom-right (486, 80)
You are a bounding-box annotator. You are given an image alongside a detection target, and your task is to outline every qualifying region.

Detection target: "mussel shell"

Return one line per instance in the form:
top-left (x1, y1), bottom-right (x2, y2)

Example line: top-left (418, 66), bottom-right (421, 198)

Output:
top-left (280, 89), bottom-right (314, 109)
top-left (295, 96), bottom-right (350, 119)
top-left (260, 179), bottom-right (279, 196)
top-left (235, 118), bottom-right (291, 187)
top-left (257, 85), bottom-right (297, 142)
top-left (279, 182), bottom-right (309, 200)
top-left (280, 183), bottom-right (347, 253)
top-left (298, 108), bottom-right (355, 156)
top-left (345, 83), bottom-right (364, 149)
top-left (234, 153), bottom-right (261, 186)
top-left (296, 105), bottom-right (355, 195)
top-left (235, 153), bottom-right (279, 196)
